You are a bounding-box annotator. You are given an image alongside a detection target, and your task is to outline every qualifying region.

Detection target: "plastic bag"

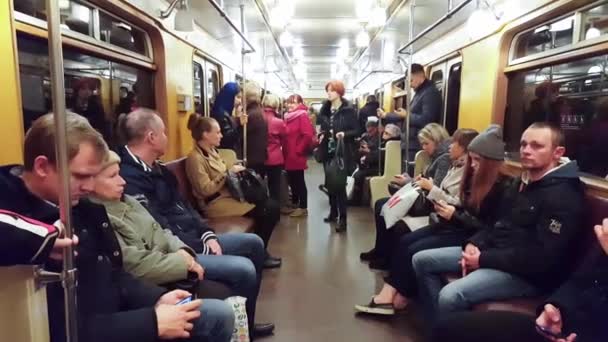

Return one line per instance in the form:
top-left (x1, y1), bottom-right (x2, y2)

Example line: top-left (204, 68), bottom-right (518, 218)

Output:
top-left (226, 296), bottom-right (249, 342)
top-left (381, 182), bottom-right (421, 228)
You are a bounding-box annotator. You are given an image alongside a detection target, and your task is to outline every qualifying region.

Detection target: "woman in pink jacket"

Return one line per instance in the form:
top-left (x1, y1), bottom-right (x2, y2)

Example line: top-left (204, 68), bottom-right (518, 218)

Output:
top-left (260, 94), bottom-right (287, 203)
top-left (283, 94), bottom-right (315, 217)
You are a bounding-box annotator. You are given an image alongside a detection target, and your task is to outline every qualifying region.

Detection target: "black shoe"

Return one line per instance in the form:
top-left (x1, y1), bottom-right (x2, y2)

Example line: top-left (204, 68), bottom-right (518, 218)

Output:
top-left (263, 256), bottom-right (282, 269)
top-left (335, 219), bottom-right (347, 233)
top-left (369, 257), bottom-right (390, 270)
top-left (360, 248), bottom-right (377, 261)
top-left (324, 215), bottom-right (337, 223)
top-left (318, 184), bottom-right (329, 195)
top-left (251, 322), bottom-right (275, 338)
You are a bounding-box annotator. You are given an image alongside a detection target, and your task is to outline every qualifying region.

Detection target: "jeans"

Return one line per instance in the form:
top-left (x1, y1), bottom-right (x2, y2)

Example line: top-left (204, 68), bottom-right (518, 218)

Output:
top-left (384, 223), bottom-right (473, 297)
top-left (412, 247), bottom-right (540, 323)
top-left (197, 233), bottom-right (265, 332)
top-left (188, 298), bottom-right (235, 342)
top-left (286, 170), bottom-right (307, 209)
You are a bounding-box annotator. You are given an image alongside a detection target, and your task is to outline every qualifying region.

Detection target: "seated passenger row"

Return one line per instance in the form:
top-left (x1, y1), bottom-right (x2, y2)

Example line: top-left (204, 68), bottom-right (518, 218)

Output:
top-left (0, 110), bottom-right (279, 342)
top-left (355, 121), bottom-right (600, 340)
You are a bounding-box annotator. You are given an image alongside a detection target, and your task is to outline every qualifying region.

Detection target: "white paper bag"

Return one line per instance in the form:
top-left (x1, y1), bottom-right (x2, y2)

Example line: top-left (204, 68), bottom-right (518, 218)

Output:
top-left (381, 182), bottom-right (421, 228)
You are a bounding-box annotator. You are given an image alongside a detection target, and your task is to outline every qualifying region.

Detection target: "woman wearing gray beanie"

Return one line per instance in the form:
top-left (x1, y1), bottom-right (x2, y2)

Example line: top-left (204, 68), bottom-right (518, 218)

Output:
top-left (355, 124), bottom-right (514, 316)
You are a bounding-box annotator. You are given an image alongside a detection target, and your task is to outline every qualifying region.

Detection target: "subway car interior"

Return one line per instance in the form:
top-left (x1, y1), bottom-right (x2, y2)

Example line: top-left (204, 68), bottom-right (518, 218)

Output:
top-left (2, 0), bottom-right (608, 341)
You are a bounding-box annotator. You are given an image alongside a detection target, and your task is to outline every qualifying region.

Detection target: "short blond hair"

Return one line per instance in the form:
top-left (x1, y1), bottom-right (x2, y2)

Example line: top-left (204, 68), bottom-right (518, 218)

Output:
top-left (24, 113), bottom-right (108, 171)
top-left (418, 122), bottom-right (449, 145)
top-left (243, 80), bottom-right (262, 105)
top-left (262, 94), bottom-right (281, 110)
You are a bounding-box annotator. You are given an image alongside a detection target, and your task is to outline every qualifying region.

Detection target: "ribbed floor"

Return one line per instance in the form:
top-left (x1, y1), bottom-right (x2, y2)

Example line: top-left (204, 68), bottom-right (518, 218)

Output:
top-left (256, 161), bottom-right (425, 342)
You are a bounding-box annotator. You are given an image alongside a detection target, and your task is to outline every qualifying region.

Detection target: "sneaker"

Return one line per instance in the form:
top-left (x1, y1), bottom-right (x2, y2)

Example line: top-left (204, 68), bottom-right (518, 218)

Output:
top-left (289, 208), bottom-right (308, 217)
top-left (355, 298), bottom-right (396, 315)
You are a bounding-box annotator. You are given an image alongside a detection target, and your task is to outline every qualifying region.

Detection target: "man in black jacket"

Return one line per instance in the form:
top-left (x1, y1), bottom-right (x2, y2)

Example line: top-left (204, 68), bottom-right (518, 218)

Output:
top-left (117, 108), bottom-right (275, 338)
top-left (0, 113), bottom-right (234, 342)
top-left (432, 218), bottom-right (608, 342)
top-left (377, 63), bottom-right (442, 163)
top-left (358, 95), bottom-right (380, 135)
top-left (412, 122), bottom-right (584, 323)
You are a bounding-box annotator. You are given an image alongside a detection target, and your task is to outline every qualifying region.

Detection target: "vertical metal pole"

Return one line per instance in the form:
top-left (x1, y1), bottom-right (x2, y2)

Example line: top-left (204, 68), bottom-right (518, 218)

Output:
top-left (404, 0), bottom-right (415, 174)
top-left (46, 1), bottom-right (78, 341)
top-left (240, 2), bottom-right (248, 166)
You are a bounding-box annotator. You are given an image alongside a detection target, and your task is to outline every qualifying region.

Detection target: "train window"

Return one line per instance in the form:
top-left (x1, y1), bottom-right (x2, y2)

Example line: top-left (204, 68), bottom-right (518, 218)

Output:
top-left (14, 0), bottom-right (94, 37)
top-left (16, 33), bottom-right (155, 146)
top-left (444, 63), bottom-right (461, 135)
top-left (504, 54), bottom-right (608, 178)
top-left (13, 1), bottom-right (151, 59)
top-left (99, 12), bottom-right (148, 56)
top-left (513, 15), bottom-right (575, 60)
top-left (207, 63), bottom-right (220, 104)
top-left (431, 69), bottom-right (444, 99)
top-left (581, 3), bottom-right (608, 41)
top-left (193, 62), bottom-right (205, 115)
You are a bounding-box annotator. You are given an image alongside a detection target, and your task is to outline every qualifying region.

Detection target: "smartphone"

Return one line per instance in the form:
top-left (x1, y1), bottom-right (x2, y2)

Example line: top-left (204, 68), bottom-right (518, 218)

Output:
top-left (176, 296), bottom-right (192, 305)
top-left (535, 324), bottom-right (567, 339)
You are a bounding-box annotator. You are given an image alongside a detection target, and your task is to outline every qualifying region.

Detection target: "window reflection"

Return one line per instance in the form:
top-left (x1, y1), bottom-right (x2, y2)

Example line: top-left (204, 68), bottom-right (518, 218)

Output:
top-left (582, 3), bottom-right (608, 40)
top-left (505, 54), bottom-right (608, 178)
top-left (514, 16), bottom-right (574, 59)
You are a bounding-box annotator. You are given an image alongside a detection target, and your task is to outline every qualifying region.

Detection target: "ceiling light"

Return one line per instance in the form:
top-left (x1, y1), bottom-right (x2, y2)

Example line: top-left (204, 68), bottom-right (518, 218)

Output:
top-left (356, 0), bottom-right (373, 19)
top-left (549, 17), bottom-right (573, 32)
top-left (280, 30), bottom-right (294, 47)
top-left (356, 29), bottom-right (369, 48)
top-left (586, 27), bottom-right (601, 40)
top-left (466, 6), bottom-right (495, 39)
top-left (293, 45), bottom-right (304, 59)
top-left (370, 6), bottom-right (386, 28)
top-left (271, 1), bottom-right (294, 28)
top-left (159, 0), bottom-right (193, 32)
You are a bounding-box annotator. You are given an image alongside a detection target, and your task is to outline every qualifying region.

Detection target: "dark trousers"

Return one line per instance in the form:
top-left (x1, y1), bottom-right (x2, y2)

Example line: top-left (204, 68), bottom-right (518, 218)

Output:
top-left (286, 170), bottom-right (307, 209)
top-left (350, 167), bottom-right (377, 204)
top-left (246, 198), bottom-right (280, 250)
top-left (383, 223), bottom-right (473, 298)
top-left (373, 198), bottom-right (410, 260)
top-left (256, 165), bottom-right (283, 203)
top-left (329, 189), bottom-right (347, 221)
top-left (432, 311), bottom-right (543, 342)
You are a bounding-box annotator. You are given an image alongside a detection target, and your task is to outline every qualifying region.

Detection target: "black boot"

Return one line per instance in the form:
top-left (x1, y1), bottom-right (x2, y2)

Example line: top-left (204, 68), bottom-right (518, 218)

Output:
top-left (335, 218), bottom-right (347, 232)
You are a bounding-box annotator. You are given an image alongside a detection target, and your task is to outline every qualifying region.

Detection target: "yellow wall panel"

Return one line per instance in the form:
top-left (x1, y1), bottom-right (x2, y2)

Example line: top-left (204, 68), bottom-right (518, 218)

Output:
top-left (1, 2), bottom-right (24, 164)
top-left (458, 33), bottom-right (501, 132)
top-left (383, 83), bottom-right (392, 112)
top-left (160, 32), bottom-right (194, 160)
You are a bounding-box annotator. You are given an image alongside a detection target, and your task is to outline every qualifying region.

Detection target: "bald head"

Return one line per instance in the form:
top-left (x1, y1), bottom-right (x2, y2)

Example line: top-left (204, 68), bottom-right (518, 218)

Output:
top-left (118, 108), bottom-right (164, 144)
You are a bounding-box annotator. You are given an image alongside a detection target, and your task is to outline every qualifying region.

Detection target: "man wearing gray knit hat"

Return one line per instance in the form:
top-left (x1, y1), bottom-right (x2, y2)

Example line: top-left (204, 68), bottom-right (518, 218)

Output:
top-left (412, 122), bottom-right (584, 325)
top-left (467, 124), bottom-right (505, 161)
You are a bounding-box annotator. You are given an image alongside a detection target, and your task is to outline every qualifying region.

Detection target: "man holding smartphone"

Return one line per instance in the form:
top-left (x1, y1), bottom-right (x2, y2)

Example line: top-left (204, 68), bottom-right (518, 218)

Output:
top-left (432, 218), bottom-right (608, 342)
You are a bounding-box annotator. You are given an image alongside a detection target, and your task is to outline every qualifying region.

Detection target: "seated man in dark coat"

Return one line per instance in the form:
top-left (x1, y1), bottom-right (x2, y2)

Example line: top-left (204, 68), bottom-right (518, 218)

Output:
top-left (0, 113), bottom-right (234, 342)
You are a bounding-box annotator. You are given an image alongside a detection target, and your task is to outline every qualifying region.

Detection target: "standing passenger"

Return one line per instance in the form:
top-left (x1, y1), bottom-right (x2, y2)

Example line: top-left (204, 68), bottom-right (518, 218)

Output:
top-left (320, 80), bottom-right (359, 232)
top-left (261, 93), bottom-right (287, 204)
top-left (283, 94), bottom-right (315, 217)
top-left (211, 82), bottom-right (246, 152)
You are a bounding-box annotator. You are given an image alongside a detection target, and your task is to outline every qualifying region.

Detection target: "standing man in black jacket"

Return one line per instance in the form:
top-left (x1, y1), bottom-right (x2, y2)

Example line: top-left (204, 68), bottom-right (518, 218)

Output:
top-left (0, 113), bottom-right (234, 342)
top-left (378, 63), bottom-right (442, 170)
top-left (412, 122), bottom-right (584, 323)
top-left (358, 95), bottom-right (380, 135)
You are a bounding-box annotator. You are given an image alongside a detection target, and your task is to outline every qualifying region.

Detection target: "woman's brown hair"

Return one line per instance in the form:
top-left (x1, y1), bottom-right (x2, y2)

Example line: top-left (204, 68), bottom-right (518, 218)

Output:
top-left (460, 154), bottom-right (503, 211)
top-left (187, 113), bottom-right (217, 141)
top-left (451, 128), bottom-right (478, 151)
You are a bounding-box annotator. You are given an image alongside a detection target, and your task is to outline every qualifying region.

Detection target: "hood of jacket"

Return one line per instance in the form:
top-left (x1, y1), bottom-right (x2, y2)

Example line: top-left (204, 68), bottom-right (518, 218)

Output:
top-left (285, 105), bottom-right (308, 122)
top-left (522, 159), bottom-right (581, 189)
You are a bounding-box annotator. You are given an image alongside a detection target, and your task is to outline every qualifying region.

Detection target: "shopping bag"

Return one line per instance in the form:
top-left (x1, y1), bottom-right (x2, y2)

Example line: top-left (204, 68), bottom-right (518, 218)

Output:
top-left (226, 296), bottom-right (249, 342)
top-left (381, 182), bottom-right (421, 228)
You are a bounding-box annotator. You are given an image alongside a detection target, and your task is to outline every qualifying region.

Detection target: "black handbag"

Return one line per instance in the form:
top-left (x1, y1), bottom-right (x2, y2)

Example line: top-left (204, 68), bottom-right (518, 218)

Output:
top-left (409, 192), bottom-right (433, 217)
top-left (239, 169), bottom-right (268, 206)
top-left (324, 139), bottom-right (348, 194)
top-left (313, 136), bottom-right (329, 163)
top-left (225, 170), bottom-right (245, 202)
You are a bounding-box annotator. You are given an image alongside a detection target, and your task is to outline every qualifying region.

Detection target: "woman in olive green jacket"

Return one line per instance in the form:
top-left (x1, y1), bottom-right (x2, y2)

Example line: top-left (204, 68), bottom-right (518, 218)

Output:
top-left (92, 151), bottom-right (206, 287)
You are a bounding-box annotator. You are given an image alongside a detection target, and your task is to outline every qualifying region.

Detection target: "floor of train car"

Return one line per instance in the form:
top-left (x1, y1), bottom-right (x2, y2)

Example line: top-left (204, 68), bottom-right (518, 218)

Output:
top-left (256, 161), bottom-right (426, 342)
